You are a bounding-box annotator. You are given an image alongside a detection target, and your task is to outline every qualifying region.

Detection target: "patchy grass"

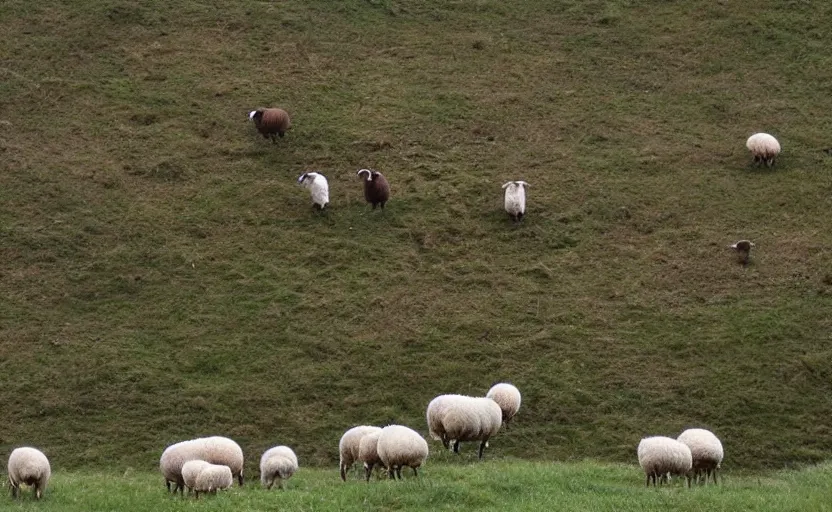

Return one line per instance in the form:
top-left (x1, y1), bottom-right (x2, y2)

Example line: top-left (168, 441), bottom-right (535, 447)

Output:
top-left (1, 0), bottom-right (832, 475)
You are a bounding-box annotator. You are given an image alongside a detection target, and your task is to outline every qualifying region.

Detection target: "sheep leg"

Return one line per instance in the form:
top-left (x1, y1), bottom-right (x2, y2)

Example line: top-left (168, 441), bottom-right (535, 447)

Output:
top-left (340, 464), bottom-right (347, 482)
top-left (412, 467), bottom-right (418, 478)
top-left (380, 202), bottom-right (385, 210)
top-left (165, 480), bottom-right (171, 493)
top-left (396, 467), bottom-right (402, 480)
top-left (517, 212), bottom-right (524, 222)
top-left (478, 440), bottom-right (487, 459)
top-left (452, 440), bottom-right (460, 454)
top-left (238, 473), bottom-right (244, 486)
top-left (365, 463), bottom-right (374, 482)
top-left (387, 467), bottom-right (396, 479)
top-left (441, 436), bottom-right (450, 450)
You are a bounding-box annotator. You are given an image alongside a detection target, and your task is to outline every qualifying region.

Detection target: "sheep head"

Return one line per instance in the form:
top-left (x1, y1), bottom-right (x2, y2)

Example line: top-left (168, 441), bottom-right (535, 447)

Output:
top-left (357, 169), bottom-right (373, 181)
top-left (249, 109), bottom-right (264, 122)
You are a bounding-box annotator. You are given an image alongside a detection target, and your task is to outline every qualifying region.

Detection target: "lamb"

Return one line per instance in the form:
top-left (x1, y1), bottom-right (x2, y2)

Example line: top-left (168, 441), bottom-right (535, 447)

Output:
top-left (159, 436), bottom-right (244, 493)
top-left (339, 425), bottom-right (382, 481)
top-left (193, 463), bottom-right (233, 498)
top-left (426, 394), bottom-right (502, 459)
top-left (485, 383), bottom-right (522, 427)
top-left (249, 108), bottom-right (291, 142)
top-left (297, 172), bottom-right (330, 210)
top-left (677, 428), bottom-right (724, 485)
top-left (357, 168), bottom-right (390, 210)
top-left (637, 436), bottom-right (693, 487)
top-left (181, 459), bottom-right (211, 494)
top-left (376, 425), bottom-right (429, 480)
top-left (746, 133), bottom-right (780, 167)
top-left (7, 447), bottom-right (51, 500)
top-left (357, 430), bottom-right (383, 482)
top-left (260, 445), bottom-right (299, 490)
top-left (502, 181), bottom-right (529, 222)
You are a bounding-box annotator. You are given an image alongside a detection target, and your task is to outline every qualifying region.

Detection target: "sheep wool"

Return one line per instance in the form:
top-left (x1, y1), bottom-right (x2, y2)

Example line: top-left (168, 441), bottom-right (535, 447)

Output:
top-left (426, 394), bottom-right (502, 459)
top-left (193, 463), bottom-right (233, 498)
top-left (159, 436), bottom-right (244, 493)
top-left (182, 460), bottom-right (211, 494)
top-left (677, 428), bottom-right (724, 485)
top-left (637, 436), bottom-right (693, 487)
top-left (746, 133), bottom-right (780, 167)
top-left (298, 172), bottom-right (330, 210)
top-left (339, 425), bottom-right (382, 481)
top-left (357, 431), bottom-right (383, 482)
top-left (7, 447), bottom-right (51, 500)
top-left (357, 168), bottom-right (391, 210)
top-left (249, 108), bottom-right (291, 142)
top-left (502, 181), bottom-right (529, 222)
top-left (376, 425), bottom-right (429, 480)
top-left (260, 446), bottom-right (299, 490)
top-left (486, 383), bottom-right (522, 426)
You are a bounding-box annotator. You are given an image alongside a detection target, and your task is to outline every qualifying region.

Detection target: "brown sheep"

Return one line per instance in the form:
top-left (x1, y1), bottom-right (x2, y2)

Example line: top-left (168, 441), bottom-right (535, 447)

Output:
top-left (357, 168), bottom-right (390, 210)
top-left (249, 108), bottom-right (291, 142)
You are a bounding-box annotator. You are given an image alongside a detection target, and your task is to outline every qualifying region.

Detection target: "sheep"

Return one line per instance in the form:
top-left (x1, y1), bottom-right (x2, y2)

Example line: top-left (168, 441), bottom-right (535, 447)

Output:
top-left (339, 425), bottom-right (382, 481)
top-left (159, 436), bottom-right (244, 493)
top-left (249, 108), bottom-right (291, 142)
top-left (357, 168), bottom-right (390, 210)
top-left (729, 240), bottom-right (755, 265)
top-left (260, 446), bottom-right (298, 490)
top-left (182, 460), bottom-right (211, 495)
top-left (7, 447), bottom-right (51, 500)
top-left (193, 463), bottom-right (233, 498)
top-left (677, 428), bottom-right (724, 485)
top-left (357, 430), bottom-right (383, 482)
top-left (637, 436), bottom-right (693, 487)
top-left (746, 133), bottom-right (780, 167)
top-left (426, 394), bottom-right (502, 459)
top-left (502, 181), bottom-right (529, 222)
top-left (376, 425), bottom-right (429, 480)
top-left (485, 383), bottom-right (522, 428)
top-left (297, 172), bottom-right (330, 210)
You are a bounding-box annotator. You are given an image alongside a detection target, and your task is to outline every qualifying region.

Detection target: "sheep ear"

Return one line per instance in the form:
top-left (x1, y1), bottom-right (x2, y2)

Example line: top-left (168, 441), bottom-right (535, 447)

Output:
top-left (501, 182), bottom-right (512, 189)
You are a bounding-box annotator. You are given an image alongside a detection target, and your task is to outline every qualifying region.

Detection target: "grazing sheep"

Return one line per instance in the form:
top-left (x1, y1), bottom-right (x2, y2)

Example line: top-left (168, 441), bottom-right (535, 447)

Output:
top-left (298, 172), bottom-right (330, 210)
top-left (677, 428), bottom-right (724, 485)
top-left (746, 133), bottom-right (780, 167)
top-left (357, 431), bottom-right (383, 482)
top-left (502, 181), bottom-right (529, 222)
top-left (260, 446), bottom-right (299, 490)
top-left (7, 447), bottom-right (51, 500)
top-left (486, 383), bottom-right (522, 427)
top-left (160, 436), bottom-right (244, 493)
top-left (193, 463), bottom-right (233, 498)
top-left (249, 108), bottom-right (291, 142)
top-left (426, 394), bottom-right (502, 459)
top-left (339, 425), bottom-right (382, 481)
top-left (357, 168), bottom-right (390, 210)
top-left (729, 240), bottom-right (755, 265)
top-left (376, 425), bottom-right (429, 480)
top-left (182, 460), bottom-right (211, 494)
top-left (637, 436), bottom-right (693, 487)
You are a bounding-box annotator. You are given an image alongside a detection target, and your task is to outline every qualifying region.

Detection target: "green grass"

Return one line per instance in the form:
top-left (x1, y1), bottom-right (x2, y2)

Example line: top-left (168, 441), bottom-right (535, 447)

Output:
top-left (2, 0), bottom-right (832, 479)
top-left (4, 461), bottom-right (832, 512)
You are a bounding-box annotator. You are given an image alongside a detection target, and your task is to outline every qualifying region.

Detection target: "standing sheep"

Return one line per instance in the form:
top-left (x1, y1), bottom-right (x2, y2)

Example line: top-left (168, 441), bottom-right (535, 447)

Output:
top-left (193, 463), bottom-right (233, 498)
top-left (426, 394), bottom-right (502, 459)
top-left (182, 460), bottom-right (211, 495)
top-left (357, 431), bottom-right (383, 482)
top-left (249, 108), bottom-right (291, 142)
top-left (746, 133), bottom-right (780, 167)
top-left (356, 168), bottom-right (390, 210)
top-left (502, 181), bottom-right (529, 222)
top-left (677, 428), bottom-right (724, 485)
top-left (7, 447), bottom-right (51, 500)
top-left (637, 436), bottom-right (693, 487)
top-left (486, 383), bottom-right (522, 427)
top-left (339, 425), bottom-right (382, 481)
top-left (159, 436), bottom-right (244, 493)
top-left (298, 172), bottom-right (330, 210)
top-left (376, 425), bottom-right (429, 480)
top-left (260, 446), bottom-right (299, 490)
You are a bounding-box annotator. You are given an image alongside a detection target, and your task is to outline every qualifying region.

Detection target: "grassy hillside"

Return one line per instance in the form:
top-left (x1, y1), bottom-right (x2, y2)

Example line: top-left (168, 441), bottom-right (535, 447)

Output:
top-left (1, 0), bottom-right (832, 474)
top-left (5, 462), bottom-right (832, 511)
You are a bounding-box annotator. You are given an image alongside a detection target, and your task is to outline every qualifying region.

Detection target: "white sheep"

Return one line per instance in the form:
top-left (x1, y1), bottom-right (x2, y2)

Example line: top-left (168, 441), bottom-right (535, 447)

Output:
top-left (502, 181), bottom-right (529, 222)
top-left (193, 463), bottom-right (233, 498)
top-left (376, 425), bottom-right (429, 480)
top-left (637, 436), bottom-right (693, 487)
top-left (297, 172), bottom-right (330, 210)
top-left (486, 383), bottom-right (522, 427)
top-left (260, 446), bottom-right (298, 490)
top-left (7, 447), bottom-right (51, 500)
top-left (677, 428), bottom-right (724, 485)
top-left (159, 436), bottom-right (244, 493)
top-left (426, 394), bottom-right (502, 459)
top-left (356, 431), bottom-right (384, 482)
top-left (746, 133), bottom-right (781, 167)
top-left (339, 425), bottom-right (382, 481)
top-left (181, 459), bottom-right (211, 494)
